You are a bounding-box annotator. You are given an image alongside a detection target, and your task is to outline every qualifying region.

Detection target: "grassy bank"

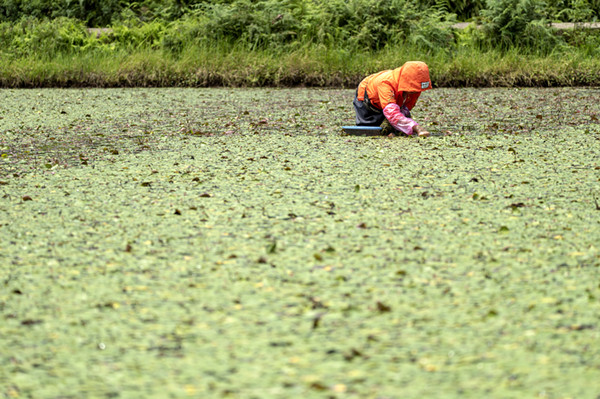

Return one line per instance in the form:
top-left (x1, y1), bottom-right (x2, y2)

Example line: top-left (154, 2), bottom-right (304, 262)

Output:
top-left (2, 43), bottom-right (600, 88)
top-left (2, 0), bottom-right (600, 89)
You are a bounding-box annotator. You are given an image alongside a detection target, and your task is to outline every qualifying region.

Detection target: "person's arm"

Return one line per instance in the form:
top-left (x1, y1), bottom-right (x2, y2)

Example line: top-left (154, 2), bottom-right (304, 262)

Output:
top-left (382, 103), bottom-right (418, 135)
top-left (379, 84), bottom-right (429, 137)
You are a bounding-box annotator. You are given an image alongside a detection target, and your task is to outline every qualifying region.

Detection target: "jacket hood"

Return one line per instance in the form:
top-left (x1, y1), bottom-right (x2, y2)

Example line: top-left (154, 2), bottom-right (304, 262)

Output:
top-left (395, 61), bottom-right (432, 92)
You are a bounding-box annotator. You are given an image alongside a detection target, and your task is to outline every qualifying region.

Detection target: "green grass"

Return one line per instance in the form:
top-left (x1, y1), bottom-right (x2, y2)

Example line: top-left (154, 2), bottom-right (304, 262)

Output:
top-left (2, 42), bottom-right (600, 88)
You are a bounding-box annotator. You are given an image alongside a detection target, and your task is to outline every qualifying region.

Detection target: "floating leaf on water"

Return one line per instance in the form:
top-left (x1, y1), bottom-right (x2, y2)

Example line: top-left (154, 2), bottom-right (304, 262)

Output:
top-left (309, 381), bottom-right (327, 391)
top-left (332, 384), bottom-right (347, 393)
top-left (21, 319), bottom-right (43, 326)
top-left (311, 313), bottom-right (324, 330)
top-left (343, 348), bottom-right (363, 361)
top-left (376, 301), bottom-right (392, 313)
top-left (508, 202), bottom-right (526, 210)
top-left (568, 324), bottom-right (595, 331)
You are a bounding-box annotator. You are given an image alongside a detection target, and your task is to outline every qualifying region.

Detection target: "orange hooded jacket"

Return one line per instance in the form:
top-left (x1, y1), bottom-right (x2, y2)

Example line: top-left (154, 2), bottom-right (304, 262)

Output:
top-left (356, 61), bottom-right (432, 111)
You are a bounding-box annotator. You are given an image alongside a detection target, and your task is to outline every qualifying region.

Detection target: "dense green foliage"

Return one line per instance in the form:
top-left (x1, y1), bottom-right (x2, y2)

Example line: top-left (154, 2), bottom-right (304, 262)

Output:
top-left (1, 0), bottom-right (599, 26)
top-left (2, 87), bottom-right (600, 398)
top-left (480, 0), bottom-right (562, 52)
top-left (1, 1), bottom-right (599, 56)
top-left (1, 0), bottom-right (600, 87)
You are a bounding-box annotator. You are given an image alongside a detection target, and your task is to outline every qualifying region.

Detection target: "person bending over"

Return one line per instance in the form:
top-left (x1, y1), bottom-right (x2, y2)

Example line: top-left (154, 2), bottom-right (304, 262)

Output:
top-left (353, 61), bottom-right (431, 137)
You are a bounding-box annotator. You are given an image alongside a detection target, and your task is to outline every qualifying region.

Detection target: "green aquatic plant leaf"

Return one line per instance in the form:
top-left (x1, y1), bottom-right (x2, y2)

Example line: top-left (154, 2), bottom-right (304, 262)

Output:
top-left (1, 87), bottom-right (600, 398)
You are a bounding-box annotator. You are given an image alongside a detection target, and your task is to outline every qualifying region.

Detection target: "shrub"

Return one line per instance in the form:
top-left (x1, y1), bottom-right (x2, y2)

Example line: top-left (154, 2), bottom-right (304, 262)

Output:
top-left (2, 0), bottom-right (598, 60)
top-left (544, 0), bottom-right (600, 21)
top-left (480, 0), bottom-right (564, 53)
top-left (420, 0), bottom-right (486, 20)
top-left (0, 17), bottom-right (93, 58)
top-left (0, 0), bottom-right (124, 26)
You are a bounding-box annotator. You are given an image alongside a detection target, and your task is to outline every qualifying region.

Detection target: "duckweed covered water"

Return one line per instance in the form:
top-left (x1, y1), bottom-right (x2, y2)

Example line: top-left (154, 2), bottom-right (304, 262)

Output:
top-left (1, 88), bottom-right (600, 398)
